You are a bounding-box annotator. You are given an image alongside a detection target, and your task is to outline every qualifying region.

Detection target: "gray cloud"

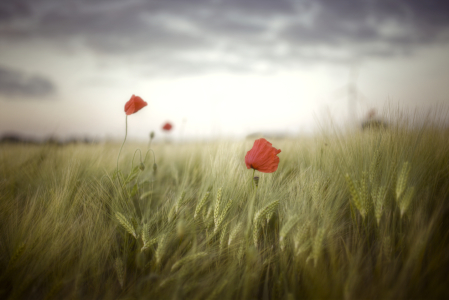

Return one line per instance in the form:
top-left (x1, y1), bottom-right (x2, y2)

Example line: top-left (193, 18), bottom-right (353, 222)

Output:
top-left (0, 66), bottom-right (55, 98)
top-left (1, 0), bottom-right (449, 76)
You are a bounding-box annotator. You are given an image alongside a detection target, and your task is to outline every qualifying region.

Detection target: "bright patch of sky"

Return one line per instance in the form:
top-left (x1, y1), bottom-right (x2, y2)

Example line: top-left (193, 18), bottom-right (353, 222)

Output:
top-left (1, 0), bottom-right (448, 141)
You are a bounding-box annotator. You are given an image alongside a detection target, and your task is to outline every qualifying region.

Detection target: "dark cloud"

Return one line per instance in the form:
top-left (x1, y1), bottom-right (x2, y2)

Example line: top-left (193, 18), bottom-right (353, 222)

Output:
top-left (0, 0), bottom-right (31, 20)
top-left (0, 66), bottom-right (55, 98)
top-left (1, 0), bottom-right (449, 75)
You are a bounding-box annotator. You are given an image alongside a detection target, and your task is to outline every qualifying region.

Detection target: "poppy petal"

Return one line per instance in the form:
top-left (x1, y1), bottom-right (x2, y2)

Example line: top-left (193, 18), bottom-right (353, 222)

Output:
top-left (124, 95), bottom-right (147, 115)
top-left (245, 138), bottom-right (281, 173)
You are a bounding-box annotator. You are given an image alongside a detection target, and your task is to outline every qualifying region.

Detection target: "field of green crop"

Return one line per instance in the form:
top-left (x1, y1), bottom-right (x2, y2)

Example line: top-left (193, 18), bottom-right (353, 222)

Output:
top-left (1, 110), bottom-right (449, 299)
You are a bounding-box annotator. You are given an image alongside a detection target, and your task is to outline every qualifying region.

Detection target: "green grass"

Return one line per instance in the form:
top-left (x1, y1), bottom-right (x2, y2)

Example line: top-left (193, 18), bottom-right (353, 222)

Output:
top-left (1, 110), bottom-right (449, 299)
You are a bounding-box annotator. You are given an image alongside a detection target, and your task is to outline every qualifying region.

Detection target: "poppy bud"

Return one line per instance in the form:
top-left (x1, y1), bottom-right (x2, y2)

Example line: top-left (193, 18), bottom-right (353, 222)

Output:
top-left (150, 131), bottom-right (155, 139)
top-left (139, 163), bottom-right (145, 171)
top-left (253, 176), bottom-right (259, 187)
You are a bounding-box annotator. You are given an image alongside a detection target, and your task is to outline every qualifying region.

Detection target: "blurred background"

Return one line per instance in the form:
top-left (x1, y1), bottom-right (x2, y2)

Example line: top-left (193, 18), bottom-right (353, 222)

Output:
top-left (0, 0), bottom-right (448, 142)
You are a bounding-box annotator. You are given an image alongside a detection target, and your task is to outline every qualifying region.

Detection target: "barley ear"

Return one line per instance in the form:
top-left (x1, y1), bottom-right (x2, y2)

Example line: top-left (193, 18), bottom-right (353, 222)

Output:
top-left (345, 174), bottom-right (365, 218)
top-left (374, 185), bottom-right (387, 225)
top-left (115, 212), bottom-right (137, 239)
top-left (141, 223), bottom-right (150, 244)
top-left (253, 200), bottom-right (280, 245)
top-left (168, 191), bottom-right (186, 222)
top-left (237, 244), bottom-right (245, 265)
top-left (294, 221), bottom-right (310, 254)
top-left (361, 171), bottom-right (372, 218)
top-left (312, 181), bottom-right (320, 206)
top-left (396, 162), bottom-right (411, 201)
top-left (171, 252), bottom-right (208, 272)
top-left (141, 237), bottom-right (158, 252)
top-left (206, 279), bottom-right (228, 300)
top-left (8, 242), bottom-right (26, 268)
top-left (400, 186), bottom-right (415, 217)
top-left (219, 224), bottom-right (229, 253)
top-left (114, 257), bottom-right (125, 288)
top-left (311, 228), bottom-right (325, 267)
top-left (214, 187), bottom-right (223, 227)
top-left (369, 150), bottom-right (381, 184)
top-left (215, 198), bottom-right (232, 233)
top-left (156, 234), bottom-right (167, 265)
top-left (140, 223), bottom-right (158, 251)
top-left (280, 216), bottom-right (300, 251)
top-left (194, 192), bottom-right (210, 220)
top-left (228, 222), bottom-right (243, 246)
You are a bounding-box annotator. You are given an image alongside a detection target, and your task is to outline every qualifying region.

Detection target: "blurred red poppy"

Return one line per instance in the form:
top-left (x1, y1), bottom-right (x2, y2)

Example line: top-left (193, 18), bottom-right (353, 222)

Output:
top-left (124, 95), bottom-right (147, 115)
top-left (245, 138), bottom-right (281, 173)
top-left (162, 122), bottom-right (173, 131)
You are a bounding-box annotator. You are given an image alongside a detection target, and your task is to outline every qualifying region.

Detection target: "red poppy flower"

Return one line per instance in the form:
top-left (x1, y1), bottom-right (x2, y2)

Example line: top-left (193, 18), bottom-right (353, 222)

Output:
top-left (124, 95), bottom-right (147, 115)
top-left (162, 122), bottom-right (173, 131)
top-left (245, 138), bottom-right (281, 173)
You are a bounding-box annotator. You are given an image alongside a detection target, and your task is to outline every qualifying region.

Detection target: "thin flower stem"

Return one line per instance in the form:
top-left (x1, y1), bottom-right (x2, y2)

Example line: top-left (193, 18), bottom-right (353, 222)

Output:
top-left (143, 149), bottom-right (156, 165)
top-left (132, 149), bottom-right (142, 169)
top-left (252, 169), bottom-right (255, 189)
top-left (116, 115), bottom-right (128, 186)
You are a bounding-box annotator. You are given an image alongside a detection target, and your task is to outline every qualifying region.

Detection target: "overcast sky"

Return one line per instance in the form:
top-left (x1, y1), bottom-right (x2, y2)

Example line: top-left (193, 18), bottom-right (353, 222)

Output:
top-left (1, 0), bottom-right (449, 141)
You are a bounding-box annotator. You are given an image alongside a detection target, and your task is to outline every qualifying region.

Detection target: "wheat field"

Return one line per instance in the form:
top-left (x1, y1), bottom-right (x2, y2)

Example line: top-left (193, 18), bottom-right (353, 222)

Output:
top-left (1, 109), bottom-right (449, 299)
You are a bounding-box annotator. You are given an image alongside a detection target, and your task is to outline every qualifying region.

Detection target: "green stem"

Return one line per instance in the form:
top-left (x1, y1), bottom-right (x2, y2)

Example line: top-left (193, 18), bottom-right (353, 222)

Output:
top-left (116, 115), bottom-right (128, 185)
